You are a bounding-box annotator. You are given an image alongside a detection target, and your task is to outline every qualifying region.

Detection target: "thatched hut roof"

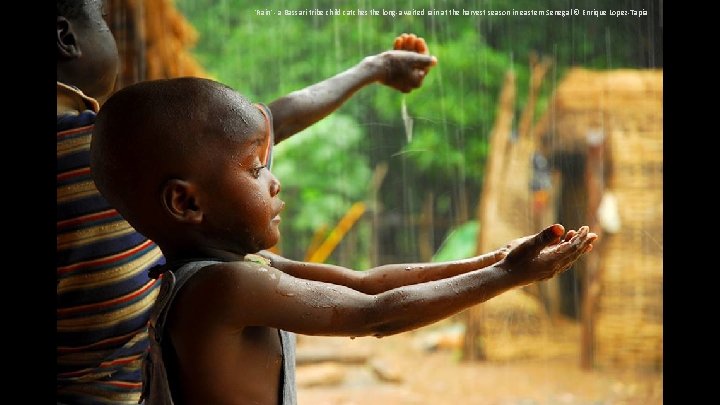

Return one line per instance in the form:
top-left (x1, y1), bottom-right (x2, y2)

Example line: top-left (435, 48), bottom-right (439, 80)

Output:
top-left (109, 0), bottom-right (208, 89)
top-left (541, 68), bottom-right (662, 155)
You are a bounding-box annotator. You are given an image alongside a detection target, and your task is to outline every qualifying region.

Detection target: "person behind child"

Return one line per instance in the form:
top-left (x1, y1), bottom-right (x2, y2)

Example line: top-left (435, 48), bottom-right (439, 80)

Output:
top-left (57, 1), bottom-right (434, 401)
top-left (57, 1), bottom-right (165, 403)
top-left (90, 77), bottom-right (597, 405)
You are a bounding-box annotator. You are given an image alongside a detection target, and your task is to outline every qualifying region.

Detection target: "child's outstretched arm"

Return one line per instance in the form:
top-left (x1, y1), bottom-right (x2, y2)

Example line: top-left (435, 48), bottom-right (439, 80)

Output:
top-left (260, 224), bottom-right (583, 294)
top-left (178, 224), bottom-right (596, 339)
top-left (267, 33), bottom-right (437, 143)
top-left (261, 246), bottom-right (506, 295)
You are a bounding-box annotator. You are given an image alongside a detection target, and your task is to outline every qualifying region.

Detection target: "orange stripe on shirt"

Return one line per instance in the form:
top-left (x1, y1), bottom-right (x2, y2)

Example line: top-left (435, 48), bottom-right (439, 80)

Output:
top-left (58, 248), bottom-right (162, 292)
top-left (57, 124), bottom-right (93, 139)
top-left (57, 239), bottom-right (156, 276)
top-left (99, 355), bottom-right (143, 369)
top-left (57, 278), bottom-right (158, 316)
top-left (57, 209), bottom-right (119, 231)
top-left (58, 328), bottom-right (146, 354)
top-left (102, 381), bottom-right (143, 389)
top-left (57, 166), bottom-right (91, 182)
top-left (57, 289), bottom-right (160, 331)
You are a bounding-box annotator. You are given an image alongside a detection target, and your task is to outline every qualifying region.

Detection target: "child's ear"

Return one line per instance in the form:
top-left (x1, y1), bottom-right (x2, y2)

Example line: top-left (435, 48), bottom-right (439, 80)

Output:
top-left (161, 179), bottom-right (204, 224)
top-left (57, 17), bottom-right (81, 60)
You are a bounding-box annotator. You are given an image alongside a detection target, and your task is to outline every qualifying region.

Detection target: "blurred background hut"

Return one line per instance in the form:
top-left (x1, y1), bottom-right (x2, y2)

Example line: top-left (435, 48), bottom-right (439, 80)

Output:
top-left (543, 68), bottom-right (663, 371)
top-left (465, 66), bottom-right (662, 372)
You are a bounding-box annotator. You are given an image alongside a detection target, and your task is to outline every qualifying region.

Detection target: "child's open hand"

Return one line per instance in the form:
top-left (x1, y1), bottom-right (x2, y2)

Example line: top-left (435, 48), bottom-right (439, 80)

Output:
top-left (373, 33), bottom-right (437, 93)
top-left (497, 224), bottom-right (597, 285)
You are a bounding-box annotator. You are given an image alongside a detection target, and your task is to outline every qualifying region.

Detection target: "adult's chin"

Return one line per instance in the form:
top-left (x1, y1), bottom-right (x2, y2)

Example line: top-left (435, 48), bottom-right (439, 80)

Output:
top-left (95, 75), bottom-right (118, 106)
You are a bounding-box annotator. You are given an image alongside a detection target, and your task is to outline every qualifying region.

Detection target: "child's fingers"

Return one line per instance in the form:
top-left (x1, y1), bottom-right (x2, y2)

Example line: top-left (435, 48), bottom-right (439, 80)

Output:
top-left (394, 33), bottom-right (430, 55)
top-left (414, 37), bottom-right (428, 54)
top-left (546, 224), bottom-right (566, 249)
top-left (406, 33), bottom-right (419, 51)
top-left (513, 224), bottom-right (565, 258)
top-left (395, 33), bottom-right (412, 50)
top-left (585, 232), bottom-right (599, 248)
top-left (559, 227), bottom-right (597, 256)
top-left (570, 226), bottom-right (589, 247)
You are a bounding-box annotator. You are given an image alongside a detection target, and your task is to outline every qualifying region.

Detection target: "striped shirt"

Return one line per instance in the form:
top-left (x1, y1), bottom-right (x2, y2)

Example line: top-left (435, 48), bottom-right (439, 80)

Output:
top-left (57, 82), bottom-right (165, 404)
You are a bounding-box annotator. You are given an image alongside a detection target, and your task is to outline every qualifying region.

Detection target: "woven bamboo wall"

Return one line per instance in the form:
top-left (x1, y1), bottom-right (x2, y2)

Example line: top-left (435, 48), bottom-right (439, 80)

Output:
top-left (468, 66), bottom-right (555, 362)
top-left (550, 68), bottom-right (663, 371)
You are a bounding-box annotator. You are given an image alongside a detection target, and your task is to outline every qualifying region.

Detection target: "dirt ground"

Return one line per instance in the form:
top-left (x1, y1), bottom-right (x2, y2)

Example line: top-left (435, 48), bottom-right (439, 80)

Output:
top-left (295, 320), bottom-right (663, 405)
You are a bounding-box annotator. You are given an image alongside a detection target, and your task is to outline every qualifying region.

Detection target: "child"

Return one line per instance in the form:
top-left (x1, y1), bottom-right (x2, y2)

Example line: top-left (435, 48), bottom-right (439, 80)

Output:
top-left (57, 1), bottom-right (165, 403)
top-left (57, 1), bottom-right (435, 401)
top-left (90, 77), bottom-right (597, 405)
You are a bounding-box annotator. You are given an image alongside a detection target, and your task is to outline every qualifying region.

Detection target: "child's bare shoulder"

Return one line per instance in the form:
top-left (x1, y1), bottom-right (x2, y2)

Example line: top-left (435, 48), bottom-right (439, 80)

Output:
top-left (172, 257), bottom-right (282, 326)
top-left (181, 255), bottom-right (282, 300)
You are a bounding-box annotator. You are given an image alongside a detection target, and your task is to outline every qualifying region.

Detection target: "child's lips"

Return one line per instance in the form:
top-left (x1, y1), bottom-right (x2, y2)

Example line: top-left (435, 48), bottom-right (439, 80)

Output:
top-left (272, 201), bottom-right (285, 221)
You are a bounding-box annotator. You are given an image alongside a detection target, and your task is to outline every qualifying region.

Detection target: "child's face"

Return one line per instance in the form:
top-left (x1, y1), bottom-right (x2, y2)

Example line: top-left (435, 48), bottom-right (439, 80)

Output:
top-left (198, 107), bottom-right (284, 254)
top-left (71, 0), bottom-right (119, 100)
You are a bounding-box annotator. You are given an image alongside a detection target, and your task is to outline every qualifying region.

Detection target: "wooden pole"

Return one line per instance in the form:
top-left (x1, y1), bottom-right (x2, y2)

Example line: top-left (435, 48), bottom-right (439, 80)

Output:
top-left (580, 130), bottom-right (606, 369)
top-left (307, 202), bottom-right (367, 263)
top-left (463, 71), bottom-right (516, 361)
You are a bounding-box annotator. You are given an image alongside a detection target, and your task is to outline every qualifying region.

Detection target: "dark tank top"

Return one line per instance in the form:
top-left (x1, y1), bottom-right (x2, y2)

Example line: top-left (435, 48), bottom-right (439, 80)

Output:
top-left (139, 259), bottom-right (297, 404)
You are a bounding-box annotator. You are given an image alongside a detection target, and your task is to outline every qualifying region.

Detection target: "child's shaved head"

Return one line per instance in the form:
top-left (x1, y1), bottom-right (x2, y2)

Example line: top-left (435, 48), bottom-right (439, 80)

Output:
top-left (91, 77), bottom-right (263, 240)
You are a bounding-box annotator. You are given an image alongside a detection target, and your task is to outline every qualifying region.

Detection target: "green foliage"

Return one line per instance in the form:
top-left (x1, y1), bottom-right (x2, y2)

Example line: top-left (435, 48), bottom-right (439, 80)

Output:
top-left (272, 114), bottom-right (371, 259)
top-left (432, 220), bottom-right (479, 262)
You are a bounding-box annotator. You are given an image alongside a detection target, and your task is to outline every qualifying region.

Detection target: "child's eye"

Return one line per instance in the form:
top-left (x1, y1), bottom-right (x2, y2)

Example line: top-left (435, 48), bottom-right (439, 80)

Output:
top-left (251, 165), bottom-right (267, 179)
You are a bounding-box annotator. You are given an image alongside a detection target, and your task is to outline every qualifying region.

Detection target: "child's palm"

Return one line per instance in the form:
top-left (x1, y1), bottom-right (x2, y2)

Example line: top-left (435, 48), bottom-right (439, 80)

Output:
top-left (499, 225), bottom-right (595, 285)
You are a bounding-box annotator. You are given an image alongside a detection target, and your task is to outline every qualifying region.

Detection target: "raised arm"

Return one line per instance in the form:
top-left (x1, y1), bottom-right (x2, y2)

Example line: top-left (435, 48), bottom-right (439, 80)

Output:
top-left (190, 224), bottom-right (596, 338)
top-left (267, 33), bottom-right (437, 143)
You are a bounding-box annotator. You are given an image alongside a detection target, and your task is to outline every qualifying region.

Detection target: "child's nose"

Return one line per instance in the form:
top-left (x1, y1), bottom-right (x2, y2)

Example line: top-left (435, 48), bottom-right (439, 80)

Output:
top-left (270, 175), bottom-right (281, 197)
